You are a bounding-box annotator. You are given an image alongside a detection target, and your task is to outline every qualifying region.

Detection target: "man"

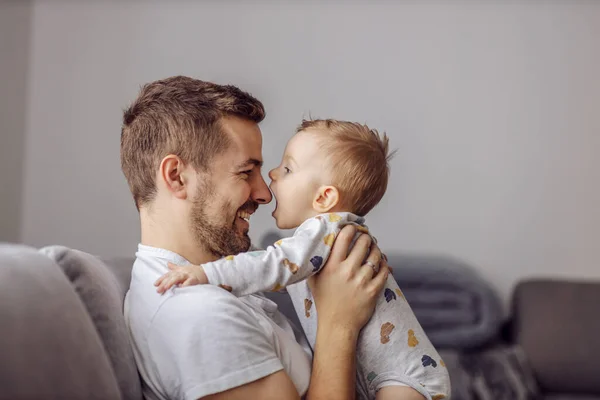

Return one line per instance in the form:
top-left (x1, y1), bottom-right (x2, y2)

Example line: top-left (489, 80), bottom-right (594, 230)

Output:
top-left (121, 76), bottom-right (416, 400)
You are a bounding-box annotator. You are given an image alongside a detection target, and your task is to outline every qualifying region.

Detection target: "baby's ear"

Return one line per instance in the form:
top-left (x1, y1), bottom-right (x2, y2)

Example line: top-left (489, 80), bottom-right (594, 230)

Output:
top-left (313, 185), bottom-right (340, 213)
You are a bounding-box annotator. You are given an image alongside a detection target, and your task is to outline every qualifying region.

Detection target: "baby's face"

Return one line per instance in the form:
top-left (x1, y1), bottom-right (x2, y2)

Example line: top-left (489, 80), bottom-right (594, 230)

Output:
top-left (268, 130), bottom-right (332, 229)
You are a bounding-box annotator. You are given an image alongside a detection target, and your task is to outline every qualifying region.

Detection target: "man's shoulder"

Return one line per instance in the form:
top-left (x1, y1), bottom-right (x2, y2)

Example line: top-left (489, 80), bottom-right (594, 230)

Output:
top-left (129, 246), bottom-right (269, 330)
top-left (153, 286), bottom-right (260, 325)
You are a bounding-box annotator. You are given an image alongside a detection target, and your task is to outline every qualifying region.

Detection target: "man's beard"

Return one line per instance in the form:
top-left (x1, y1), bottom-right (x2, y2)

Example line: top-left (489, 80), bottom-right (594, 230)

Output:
top-left (190, 181), bottom-right (257, 258)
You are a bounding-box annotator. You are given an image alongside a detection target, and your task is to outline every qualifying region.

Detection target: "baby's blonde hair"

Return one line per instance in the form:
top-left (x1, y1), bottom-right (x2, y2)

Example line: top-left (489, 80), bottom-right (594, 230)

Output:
top-left (297, 119), bottom-right (395, 216)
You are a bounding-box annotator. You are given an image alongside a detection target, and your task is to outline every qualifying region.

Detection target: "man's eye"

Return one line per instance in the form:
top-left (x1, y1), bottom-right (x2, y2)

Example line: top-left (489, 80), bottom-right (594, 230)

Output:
top-left (240, 170), bottom-right (252, 179)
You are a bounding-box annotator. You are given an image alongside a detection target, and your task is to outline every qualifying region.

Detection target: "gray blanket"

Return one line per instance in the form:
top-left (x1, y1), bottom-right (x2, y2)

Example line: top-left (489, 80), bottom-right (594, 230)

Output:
top-left (388, 254), bottom-right (504, 350)
top-left (438, 346), bottom-right (540, 400)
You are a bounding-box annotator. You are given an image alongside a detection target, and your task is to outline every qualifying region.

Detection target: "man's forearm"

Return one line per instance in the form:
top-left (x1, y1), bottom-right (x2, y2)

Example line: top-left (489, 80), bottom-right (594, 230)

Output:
top-left (306, 326), bottom-right (358, 400)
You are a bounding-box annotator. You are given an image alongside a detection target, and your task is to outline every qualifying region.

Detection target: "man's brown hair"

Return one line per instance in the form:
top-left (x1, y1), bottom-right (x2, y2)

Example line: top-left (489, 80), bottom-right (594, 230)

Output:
top-left (121, 76), bottom-right (265, 209)
top-left (297, 119), bottom-right (395, 216)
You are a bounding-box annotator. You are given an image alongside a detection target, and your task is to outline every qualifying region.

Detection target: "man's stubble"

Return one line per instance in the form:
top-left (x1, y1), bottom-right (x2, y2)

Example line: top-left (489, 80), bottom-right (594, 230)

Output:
top-left (190, 178), bottom-right (254, 258)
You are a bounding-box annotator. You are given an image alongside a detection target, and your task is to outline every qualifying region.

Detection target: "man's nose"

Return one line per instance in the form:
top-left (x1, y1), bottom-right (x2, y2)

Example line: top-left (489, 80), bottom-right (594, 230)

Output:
top-left (252, 174), bottom-right (272, 204)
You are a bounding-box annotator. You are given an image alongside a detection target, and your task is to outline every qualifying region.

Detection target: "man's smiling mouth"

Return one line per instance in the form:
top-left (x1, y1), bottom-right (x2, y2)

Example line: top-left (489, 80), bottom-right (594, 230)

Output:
top-left (237, 210), bottom-right (251, 222)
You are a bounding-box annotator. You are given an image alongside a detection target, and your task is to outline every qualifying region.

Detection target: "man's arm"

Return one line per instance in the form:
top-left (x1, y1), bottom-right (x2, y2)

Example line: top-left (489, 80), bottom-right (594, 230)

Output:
top-left (307, 327), bottom-right (359, 400)
top-left (305, 226), bottom-right (389, 400)
top-left (202, 328), bottom-right (376, 400)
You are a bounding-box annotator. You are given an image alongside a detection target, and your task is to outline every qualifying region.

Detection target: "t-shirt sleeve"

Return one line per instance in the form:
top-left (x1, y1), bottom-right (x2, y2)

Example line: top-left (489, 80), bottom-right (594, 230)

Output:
top-left (146, 287), bottom-right (285, 400)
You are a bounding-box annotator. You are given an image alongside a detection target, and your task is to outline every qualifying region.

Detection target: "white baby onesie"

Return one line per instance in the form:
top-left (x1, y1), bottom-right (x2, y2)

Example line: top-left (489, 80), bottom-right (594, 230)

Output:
top-left (201, 212), bottom-right (451, 400)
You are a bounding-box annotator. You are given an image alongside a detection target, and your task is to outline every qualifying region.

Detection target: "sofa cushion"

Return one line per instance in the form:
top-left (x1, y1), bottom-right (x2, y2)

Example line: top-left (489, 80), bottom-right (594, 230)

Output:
top-left (0, 244), bottom-right (122, 400)
top-left (100, 255), bottom-right (136, 302)
top-left (513, 279), bottom-right (600, 394)
top-left (40, 246), bottom-right (142, 400)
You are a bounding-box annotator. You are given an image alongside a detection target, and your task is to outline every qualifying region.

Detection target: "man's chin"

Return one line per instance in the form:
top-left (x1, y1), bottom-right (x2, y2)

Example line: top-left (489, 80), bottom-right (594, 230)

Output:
top-left (236, 229), bottom-right (251, 247)
top-left (235, 220), bottom-right (250, 235)
top-left (237, 236), bottom-right (251, 254)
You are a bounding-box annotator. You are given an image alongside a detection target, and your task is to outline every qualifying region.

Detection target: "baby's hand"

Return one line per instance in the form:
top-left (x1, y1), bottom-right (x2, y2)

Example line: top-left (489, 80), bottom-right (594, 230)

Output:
top-left (154, 262), bottom-right (208, 294)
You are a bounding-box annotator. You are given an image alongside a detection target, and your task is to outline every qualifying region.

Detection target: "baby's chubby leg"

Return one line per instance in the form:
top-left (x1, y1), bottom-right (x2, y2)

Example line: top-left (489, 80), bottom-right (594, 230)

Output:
top-left (376, 386), bottom-right (426, 400)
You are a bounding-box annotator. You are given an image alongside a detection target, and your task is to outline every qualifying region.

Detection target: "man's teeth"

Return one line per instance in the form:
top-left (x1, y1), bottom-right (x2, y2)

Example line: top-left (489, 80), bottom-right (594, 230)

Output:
top-left (237, 211), bottom-right (251, 222)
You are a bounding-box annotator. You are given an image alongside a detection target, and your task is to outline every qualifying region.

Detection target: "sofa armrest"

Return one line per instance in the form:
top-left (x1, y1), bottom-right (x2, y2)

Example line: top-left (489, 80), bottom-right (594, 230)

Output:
top-left (0, 244), bottom-right (122, 400)
top-left (512, 279), bottom-right (600, 395)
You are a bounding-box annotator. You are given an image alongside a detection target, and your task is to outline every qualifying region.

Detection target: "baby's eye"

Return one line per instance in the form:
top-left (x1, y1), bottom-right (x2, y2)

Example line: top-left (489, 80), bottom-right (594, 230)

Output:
top-left (284, 167), bottom-right (291, 174)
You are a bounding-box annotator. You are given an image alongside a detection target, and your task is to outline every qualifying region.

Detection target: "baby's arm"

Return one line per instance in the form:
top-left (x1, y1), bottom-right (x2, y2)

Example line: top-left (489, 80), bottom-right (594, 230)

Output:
top-left (200, 215), bottom-right (343, 296)
top-left (155, 214), bottom-right (351, 296)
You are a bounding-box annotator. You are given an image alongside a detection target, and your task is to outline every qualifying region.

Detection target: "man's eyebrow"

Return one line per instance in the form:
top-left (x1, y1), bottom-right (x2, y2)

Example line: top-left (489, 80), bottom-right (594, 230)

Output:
top-left (236, 159), bottom-right (263, 169)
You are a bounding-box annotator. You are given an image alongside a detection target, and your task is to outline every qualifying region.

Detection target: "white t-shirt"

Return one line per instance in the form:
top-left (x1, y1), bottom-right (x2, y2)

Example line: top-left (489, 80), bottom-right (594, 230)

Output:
top-left (124, 245), bottom-right (313, 400)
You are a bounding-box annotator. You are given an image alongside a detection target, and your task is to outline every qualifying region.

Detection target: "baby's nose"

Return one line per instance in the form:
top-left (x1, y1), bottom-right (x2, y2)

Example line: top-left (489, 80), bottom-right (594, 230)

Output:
top-left (268, 168), bottom-right (277, 180)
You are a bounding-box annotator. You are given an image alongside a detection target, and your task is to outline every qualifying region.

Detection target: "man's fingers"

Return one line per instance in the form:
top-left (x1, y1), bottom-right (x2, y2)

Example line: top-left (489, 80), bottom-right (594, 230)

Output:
top-left (328, 225), bottom-right (357, 264)
top-left (355, 243), bottom-right (382, 282)
top-left (366, 244), bottom-right (382, 271)
top-left (345, 233), bottom-right (372, 270)
top-left (356, 259), bottom-right (376, 281)
top-left (386, 261), bottom-right (394, 275)
top-left (367, 258), bottom-right (390, 293)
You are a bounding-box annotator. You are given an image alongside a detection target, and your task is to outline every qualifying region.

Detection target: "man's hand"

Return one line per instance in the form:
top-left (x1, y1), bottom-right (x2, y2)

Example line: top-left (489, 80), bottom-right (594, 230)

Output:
top-left (308, 226), bottom-right (388, 333)
top-left (306, 225), bottom-right (389, 400)
top-left (154, 262), bottom-right (209, 294)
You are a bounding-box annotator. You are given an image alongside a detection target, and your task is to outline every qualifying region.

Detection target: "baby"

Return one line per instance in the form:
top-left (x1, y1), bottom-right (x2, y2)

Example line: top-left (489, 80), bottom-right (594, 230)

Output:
top-left (155, 119), bottom-right (451, 400)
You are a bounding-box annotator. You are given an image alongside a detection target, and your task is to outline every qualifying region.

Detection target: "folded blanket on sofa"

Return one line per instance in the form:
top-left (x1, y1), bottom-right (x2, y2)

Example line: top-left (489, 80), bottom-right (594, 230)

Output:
top-left (438, 346), bottom-right (540, 400)
top-left (387, 254), bottom-right (504, 350)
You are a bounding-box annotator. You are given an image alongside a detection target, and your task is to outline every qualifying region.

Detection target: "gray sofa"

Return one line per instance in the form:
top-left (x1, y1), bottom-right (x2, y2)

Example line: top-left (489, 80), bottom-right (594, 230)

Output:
top-left (0, 243), bottom-right (599, 400)
top-left (0, 244), bottom-right (142, 400)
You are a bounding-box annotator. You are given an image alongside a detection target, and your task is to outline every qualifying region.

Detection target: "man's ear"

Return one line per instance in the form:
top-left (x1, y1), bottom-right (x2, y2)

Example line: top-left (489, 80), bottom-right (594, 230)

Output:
top-left (313, 185), bottom-right (340, 213)
top-left (159, 155), bottom-right (190, 200)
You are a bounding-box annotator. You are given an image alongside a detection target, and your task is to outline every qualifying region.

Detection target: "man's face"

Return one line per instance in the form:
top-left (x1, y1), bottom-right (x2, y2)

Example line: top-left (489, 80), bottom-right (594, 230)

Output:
top-left (190, 116), bottom-right (272, 257)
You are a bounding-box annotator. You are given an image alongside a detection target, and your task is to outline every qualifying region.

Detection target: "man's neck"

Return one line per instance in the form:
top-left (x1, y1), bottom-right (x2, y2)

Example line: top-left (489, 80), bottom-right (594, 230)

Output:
top-left (139, 208), bottom-right (218, 265)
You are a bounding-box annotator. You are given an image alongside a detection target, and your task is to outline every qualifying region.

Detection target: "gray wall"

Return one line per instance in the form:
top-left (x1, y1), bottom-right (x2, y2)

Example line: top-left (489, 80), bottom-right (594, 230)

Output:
top-left (15, 2), bottom-right (600, 305)
top-left (0, 0), bottom-right (31, 242)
